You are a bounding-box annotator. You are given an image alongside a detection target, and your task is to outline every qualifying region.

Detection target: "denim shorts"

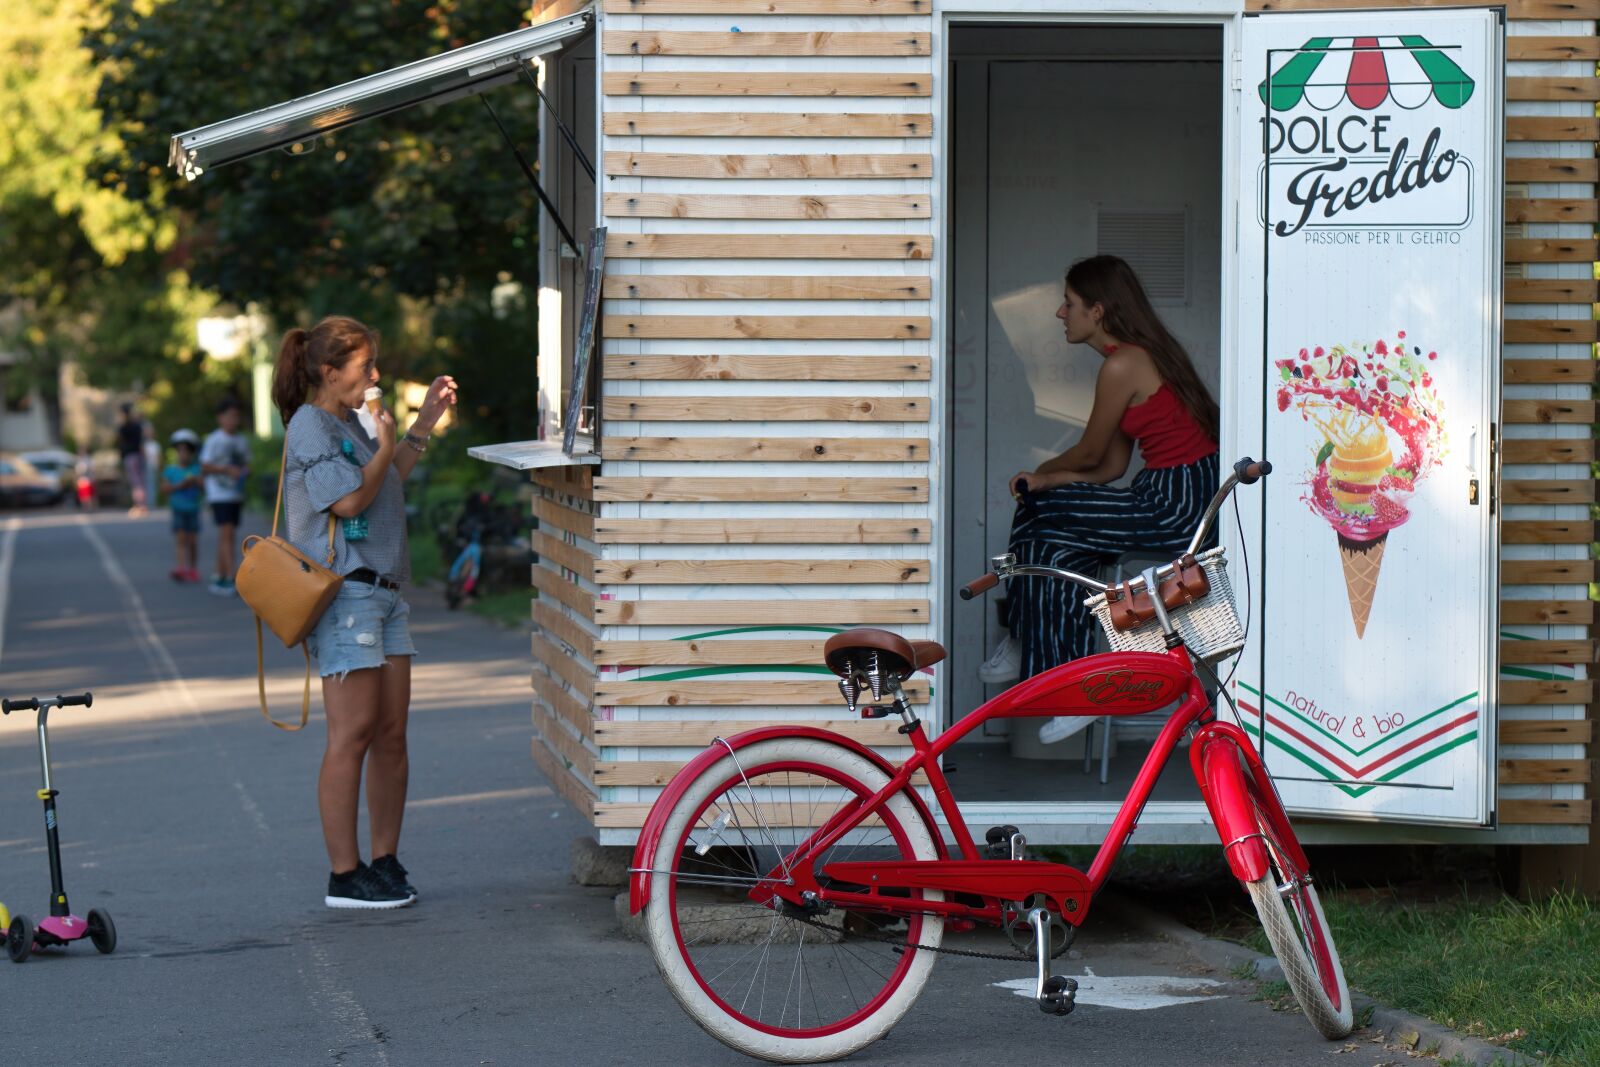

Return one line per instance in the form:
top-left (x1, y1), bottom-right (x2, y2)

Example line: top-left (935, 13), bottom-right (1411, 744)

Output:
top-left (307, 580), bottom-right (417, 679)
top-left (171, 508), bottom-right (200, 534)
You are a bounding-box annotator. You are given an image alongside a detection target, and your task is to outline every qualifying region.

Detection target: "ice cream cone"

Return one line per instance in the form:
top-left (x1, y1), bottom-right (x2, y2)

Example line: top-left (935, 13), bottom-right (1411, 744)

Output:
top-left (363, 387), bottom-right (383, 416)
top-left (1337, 533), bottom-right (1387, 639)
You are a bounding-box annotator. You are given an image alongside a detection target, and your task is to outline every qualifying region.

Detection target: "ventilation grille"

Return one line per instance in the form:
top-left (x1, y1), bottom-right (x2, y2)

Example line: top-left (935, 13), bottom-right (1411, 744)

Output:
top-left (1096, 209), bottom-right (1189, 305)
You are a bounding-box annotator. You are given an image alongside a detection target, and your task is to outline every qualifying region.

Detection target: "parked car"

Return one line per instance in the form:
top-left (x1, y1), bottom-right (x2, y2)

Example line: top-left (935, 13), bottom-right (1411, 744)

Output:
top-left (19, 448), bottom-right (77, 498)
top-left (0, 454), bottom-right (65, 508)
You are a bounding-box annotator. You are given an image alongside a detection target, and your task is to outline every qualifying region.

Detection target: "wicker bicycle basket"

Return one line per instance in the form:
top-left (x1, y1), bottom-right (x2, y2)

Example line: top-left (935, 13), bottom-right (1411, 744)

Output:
top-left (1082, 546), bottom-right (1244, 664)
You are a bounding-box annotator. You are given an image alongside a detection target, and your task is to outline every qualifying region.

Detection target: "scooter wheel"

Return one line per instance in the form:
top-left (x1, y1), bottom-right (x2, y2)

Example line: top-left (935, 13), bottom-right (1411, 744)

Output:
top-left (88, 908), bottom-right (117, 955)
top-left (7, 914), bottom-right (34, 963)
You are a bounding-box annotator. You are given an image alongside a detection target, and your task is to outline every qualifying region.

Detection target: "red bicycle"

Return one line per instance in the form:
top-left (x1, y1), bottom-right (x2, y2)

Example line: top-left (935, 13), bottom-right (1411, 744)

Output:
top-left (629, 458), bottom-right (1351, 1062)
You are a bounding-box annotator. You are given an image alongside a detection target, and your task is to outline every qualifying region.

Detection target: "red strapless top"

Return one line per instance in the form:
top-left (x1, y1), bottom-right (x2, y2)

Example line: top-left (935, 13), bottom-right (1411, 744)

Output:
top-left (1118, 384), bottom-right (1218, 469)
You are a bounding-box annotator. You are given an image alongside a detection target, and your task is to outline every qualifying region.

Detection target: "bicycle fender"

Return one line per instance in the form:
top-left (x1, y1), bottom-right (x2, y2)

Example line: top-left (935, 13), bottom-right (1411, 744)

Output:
top-left (629, 726), bottom-right (948, 914)
top-left (1190, 724), bottom-right (1270, 883)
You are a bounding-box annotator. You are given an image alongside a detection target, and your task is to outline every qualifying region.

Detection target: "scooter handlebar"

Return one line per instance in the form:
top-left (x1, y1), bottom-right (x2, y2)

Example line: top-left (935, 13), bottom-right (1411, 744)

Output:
top-left (3, 692), bottom-right (92, 715)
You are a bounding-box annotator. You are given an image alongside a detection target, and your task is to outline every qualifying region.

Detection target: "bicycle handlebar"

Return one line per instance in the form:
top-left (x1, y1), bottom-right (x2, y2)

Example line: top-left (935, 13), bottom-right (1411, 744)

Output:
top-left (961, 456), bottom-right (1271, 600)
top-left (3, 692), bottom-right (92, 715)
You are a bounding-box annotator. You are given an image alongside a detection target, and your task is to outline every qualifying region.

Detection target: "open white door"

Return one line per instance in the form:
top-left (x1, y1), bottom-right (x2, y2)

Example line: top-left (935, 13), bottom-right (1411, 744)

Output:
top-left (1233, 10), bottom-right (1502, 824)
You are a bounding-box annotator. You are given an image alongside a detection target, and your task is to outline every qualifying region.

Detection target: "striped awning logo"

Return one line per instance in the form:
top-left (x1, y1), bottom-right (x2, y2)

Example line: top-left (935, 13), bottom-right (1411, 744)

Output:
top-left (1260, 36), bottom-right (1475, 112)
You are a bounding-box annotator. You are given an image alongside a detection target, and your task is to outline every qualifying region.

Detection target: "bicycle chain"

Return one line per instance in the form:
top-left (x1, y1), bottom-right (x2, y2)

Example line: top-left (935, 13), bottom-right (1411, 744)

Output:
top-left (791, 909), bottom-right (1074, 963)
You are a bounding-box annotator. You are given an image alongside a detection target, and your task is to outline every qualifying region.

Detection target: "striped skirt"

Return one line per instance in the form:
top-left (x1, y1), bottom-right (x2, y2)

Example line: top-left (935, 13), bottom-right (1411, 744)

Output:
top-left (1005, 453), bottom-right (1219, 679)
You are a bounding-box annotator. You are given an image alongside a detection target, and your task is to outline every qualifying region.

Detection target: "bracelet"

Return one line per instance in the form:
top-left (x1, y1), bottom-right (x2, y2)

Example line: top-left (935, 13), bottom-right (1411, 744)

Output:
top-left (403, 432), bottom-right (428, 453)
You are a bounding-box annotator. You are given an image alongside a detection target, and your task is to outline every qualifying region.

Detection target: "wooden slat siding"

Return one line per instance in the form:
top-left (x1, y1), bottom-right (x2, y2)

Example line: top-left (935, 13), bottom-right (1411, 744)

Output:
top-left (534, 600), bottom-right (597, 662)
top-left (1504, 238), bottom-right (1600, 263)
top-left (533, 669), bottom-right (595, 740)
top-left (606, 31), bottom-right (931, 56)
top-left (603, 0), bottom-right (931, 13)
top-left (1505, 320), bottom-right (1600, 344)
top-left (1503, 520), bottom-right (1598, 544)
top-left (535, 496), bottom-right (596, 541)
top-left (1502, 438), bottom-right (1596, 465)
top-left (1506, 278), bottom-right (1600, 303)
top-left (1504, 199), bottom-right (1600, 224)
top-left (531, 739), bottom-right (602, 820)
top-left (532, 565), bottom-right (596, 618)
top-left (1502, 359), bottom-right (1598, 385)
top-left (1508, 78), bottom-right (1600, 103)
top-left (1500, 480), bottom-right (1598, 506)
top-left (607, 234), bottom-right (932, 259)
top-left (534, 704), bottom-right (596, 780)
top-left (595, 762), bottom-right (932, 787)
top-left (591, 477), bottom-right (929, 503)
top-left (595, 599), bottom-right (928, 625)
top-left (1503, 559), bottom-right (1598, 585)
top-left (604, 276), bottom-right (932, 301)
top-left (1500, 640), bottom-right (1598, 665)
top-left (529, 464), bottom-right (594, 495)
top-left (593, 719), bottom-right (913, 747)
top-left (602, 437), bottom-right (930, 462)
top-left (604, 112), bottom-right (933, 138)
top-left (1502, 680), bottom-right (1596, 705)
top-left (604, 153), bottom-right (931, 179)
top-left (604, 194), bottom-right (930, 220)
top-left (1501, 601), bottom-right (1596, 626)
top-left (594, 558), bottom-right (929, 584)
top-left (603, 72), bottom-right (931, 97)
top-left (1498, 760), bottom-right (1592, 786)
top-left (1507, 117), bottom-right (1600, 141)
top-left (1502, 720), bottom-right (1594, 744)
top-left (604, 396), bottom-right (926, 422)
top-left (603, 315), bottom-right (931, 340)
top-left (1499, 800), bottom-right (1592, 826)
top-left (532, 633), bottom-right (597, 701)
top-left (606, 354), bottom-right (931, 380)
top-left (529, 0), bottom-right (589, 26)
top-left (1507, 36), bottom-right (1600, 61)
top-left (593, 518), bottom-right (930, 544)
top-left (1504, 399), bottom-right (1597, 424)
top-left (594, 639), bottom-right (829, 666)
top-left (593, 680), bottom-right (930, 706)
top-left (1506, 158), bottom-right (1600, 183)
top-left (533, 532), bottom-right (597, 582)
top-left (1246, 0), bottom-right (1600, 12)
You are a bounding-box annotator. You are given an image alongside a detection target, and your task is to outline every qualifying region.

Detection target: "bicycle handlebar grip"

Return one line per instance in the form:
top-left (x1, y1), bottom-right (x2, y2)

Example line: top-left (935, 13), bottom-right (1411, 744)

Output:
top-left (59, 693), bottom-right (93, 708)
top-left (960, 572), bottom-right (1000, 601)
top-left (2, 697), bottom-right (39, 714)
top-left (1233, 457), bottom-right (1273, 484)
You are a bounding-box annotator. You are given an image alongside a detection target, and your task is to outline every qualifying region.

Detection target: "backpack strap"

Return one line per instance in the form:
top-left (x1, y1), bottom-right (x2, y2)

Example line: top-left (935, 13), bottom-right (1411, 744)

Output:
top-left (256, 615), bottom-right (312, 732)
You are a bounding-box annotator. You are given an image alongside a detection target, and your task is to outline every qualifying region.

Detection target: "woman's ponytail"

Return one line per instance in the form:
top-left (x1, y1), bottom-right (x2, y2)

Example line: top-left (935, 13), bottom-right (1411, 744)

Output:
top-left (270, 317), bottom-right (377, 425)
top-left (272, 327), bottom-right (313, 424)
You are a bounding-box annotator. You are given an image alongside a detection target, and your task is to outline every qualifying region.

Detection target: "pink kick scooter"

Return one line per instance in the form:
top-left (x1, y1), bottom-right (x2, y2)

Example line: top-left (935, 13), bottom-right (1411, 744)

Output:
top-left (0, 692), bottom-right (116, 963)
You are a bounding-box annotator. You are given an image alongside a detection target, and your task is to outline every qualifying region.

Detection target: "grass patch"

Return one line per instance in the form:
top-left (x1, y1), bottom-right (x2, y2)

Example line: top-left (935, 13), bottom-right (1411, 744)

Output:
top-left (466, 588), bottom-right (534, 630)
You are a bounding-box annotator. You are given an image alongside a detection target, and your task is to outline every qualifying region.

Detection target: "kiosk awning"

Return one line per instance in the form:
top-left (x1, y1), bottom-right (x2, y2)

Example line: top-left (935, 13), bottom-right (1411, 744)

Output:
top-left (1259, 35), bottom-right (1474, 113)
top-left (168, 12), bottom-right (591, 179)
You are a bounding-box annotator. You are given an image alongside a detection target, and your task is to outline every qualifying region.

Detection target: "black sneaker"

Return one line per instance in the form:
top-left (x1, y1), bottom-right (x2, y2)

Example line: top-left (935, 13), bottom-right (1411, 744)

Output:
top-left (325, 861), bottom-right (414, 909)
top-left (370, 855), bottom-right (417, 900)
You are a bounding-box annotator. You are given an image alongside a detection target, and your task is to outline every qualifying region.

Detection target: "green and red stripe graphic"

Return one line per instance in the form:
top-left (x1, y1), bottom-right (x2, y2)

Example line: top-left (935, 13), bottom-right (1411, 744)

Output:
top-left (1261, 36), bottom-right (1474, 113)
top-left (1238, 683), bottom-right (1478, 797)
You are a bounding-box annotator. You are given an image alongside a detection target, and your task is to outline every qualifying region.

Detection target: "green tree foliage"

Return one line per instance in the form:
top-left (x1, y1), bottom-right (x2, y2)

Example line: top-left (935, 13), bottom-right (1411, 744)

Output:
top-left (85, 0), bottom-right (544, 444)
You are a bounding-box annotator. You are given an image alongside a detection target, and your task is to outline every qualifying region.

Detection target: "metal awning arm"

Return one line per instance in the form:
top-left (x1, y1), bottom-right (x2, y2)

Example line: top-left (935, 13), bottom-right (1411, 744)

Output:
top-left (477, 95), bottom-right (581, 258)
top-left (521, 63), bottom-right (596, 183)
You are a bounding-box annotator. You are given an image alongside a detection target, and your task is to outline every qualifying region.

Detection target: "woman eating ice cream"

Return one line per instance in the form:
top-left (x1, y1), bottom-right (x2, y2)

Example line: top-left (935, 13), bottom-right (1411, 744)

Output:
top-left (272, 315), bottom-right (458, 909)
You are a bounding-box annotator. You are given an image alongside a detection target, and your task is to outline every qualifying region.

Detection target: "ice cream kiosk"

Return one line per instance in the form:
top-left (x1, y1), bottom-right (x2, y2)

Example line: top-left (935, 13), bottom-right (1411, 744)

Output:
top-left (169, 0), bottom-right (1594, 852)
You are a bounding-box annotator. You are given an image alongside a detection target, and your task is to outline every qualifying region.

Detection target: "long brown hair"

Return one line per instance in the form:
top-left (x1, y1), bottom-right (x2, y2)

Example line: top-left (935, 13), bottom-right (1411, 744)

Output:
top-left (1066, 255), bottom-right (1219, 442)
top-left (271, 316), bottom-right (378, 423)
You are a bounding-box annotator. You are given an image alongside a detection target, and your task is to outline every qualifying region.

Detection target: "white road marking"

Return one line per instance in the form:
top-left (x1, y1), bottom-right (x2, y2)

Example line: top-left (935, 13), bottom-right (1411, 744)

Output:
top-left (994, 967), bottom-right (1228, 1011)
top-left (0, 516), bottom-right (18, 667)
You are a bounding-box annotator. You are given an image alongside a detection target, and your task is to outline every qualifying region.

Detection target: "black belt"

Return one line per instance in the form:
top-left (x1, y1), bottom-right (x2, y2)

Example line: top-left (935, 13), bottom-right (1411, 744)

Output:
top-left (346, 568), bottom-right (400, 591)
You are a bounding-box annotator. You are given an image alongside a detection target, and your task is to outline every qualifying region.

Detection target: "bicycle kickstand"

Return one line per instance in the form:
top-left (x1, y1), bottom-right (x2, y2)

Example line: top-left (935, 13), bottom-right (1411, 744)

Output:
top-left (1028, 907), bottom-right (1078, 1016)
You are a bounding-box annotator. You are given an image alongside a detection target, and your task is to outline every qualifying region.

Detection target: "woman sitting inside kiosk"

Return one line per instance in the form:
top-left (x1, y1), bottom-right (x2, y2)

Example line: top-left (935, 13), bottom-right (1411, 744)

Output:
top-left (979, 255), bottom-right (1220, 685)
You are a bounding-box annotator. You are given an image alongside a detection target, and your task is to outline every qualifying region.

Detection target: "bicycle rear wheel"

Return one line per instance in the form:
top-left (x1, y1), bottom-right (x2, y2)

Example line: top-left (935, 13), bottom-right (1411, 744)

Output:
top-left (642, 737), bottom-right (942, 1063)
top-left (1242, 776), bottom-right (1352, 1038)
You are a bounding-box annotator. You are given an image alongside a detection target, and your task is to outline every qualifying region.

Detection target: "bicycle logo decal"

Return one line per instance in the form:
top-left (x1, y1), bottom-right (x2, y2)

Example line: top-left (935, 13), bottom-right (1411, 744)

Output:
top-left (1078, 670), bottom-right (1174, 708)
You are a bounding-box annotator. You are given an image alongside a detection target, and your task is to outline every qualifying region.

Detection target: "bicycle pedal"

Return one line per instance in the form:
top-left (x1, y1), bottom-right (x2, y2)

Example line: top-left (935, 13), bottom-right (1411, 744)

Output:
top-left (1037, 975), bottom-right (1077, 1016)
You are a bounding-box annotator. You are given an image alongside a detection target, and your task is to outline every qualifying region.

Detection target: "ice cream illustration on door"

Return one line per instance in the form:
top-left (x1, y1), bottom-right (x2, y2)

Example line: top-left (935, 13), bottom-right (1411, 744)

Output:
top-left (1276, 333), bottom-right (1448, 637)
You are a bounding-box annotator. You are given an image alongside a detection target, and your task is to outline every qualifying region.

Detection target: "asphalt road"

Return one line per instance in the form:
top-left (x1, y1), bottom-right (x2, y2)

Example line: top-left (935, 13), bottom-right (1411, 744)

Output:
top-left (0, 507), bottom-right (1408, 1067)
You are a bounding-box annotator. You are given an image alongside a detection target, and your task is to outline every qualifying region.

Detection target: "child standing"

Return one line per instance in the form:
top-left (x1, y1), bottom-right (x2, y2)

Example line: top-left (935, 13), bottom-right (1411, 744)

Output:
top-left (200, 397), bottom-right (251, 597)
top-left (164, 429), bottom-right (203, 582)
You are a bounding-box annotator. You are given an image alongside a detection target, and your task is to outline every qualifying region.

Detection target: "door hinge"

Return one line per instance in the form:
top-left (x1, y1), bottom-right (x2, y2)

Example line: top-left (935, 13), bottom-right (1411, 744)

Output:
top-left (1230, 51), bottom-right (1242, 91)
top-left (1488, 422), bottom-right (1498, 515)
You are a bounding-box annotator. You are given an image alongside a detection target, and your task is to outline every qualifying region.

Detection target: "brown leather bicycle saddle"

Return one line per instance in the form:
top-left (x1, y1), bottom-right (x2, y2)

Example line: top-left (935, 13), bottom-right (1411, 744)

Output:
top-left (823, 627), bottom-right (947, 683)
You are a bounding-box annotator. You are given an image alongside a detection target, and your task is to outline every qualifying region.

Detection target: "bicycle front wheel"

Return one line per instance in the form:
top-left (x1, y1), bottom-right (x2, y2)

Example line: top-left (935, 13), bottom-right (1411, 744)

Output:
top-left (642, 737), bottom-right (943, 1064)
top-left (1242, 777), bottom-right (1352, 1039)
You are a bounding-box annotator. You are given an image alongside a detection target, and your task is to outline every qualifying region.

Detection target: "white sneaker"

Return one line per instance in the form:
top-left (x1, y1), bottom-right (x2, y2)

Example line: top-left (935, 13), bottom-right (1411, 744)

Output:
top-left (1039, 715), bottom-right (1095, 745)
top-left (977, 635), bottom-right (1021, 684)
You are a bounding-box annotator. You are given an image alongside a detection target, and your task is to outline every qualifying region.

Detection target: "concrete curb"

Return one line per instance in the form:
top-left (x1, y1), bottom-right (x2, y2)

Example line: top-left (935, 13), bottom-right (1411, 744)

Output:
top-left (1100, 893), bottom-right (1536, 1067)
